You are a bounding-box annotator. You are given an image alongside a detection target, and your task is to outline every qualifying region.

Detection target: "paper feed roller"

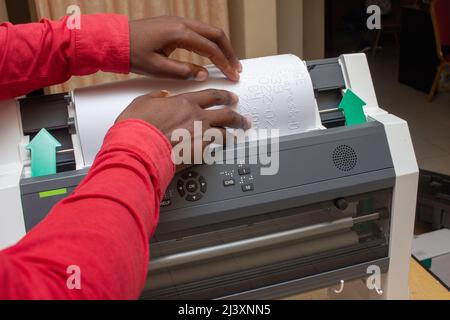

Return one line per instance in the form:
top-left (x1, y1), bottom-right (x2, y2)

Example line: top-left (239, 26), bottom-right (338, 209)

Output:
top-left (144, 193), bottom-right (391, 300)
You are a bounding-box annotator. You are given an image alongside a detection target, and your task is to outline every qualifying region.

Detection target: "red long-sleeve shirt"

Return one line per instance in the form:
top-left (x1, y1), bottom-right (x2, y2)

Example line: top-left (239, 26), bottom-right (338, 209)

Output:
top-left (0, 15), bottom-right (175, 299)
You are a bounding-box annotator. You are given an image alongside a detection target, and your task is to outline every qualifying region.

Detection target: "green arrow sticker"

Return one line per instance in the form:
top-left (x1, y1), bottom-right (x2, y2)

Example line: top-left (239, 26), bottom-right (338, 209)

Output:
top-left (338, 89), bottom-right (367, 126)
top-left (26, 128), bottom-right (61, 178)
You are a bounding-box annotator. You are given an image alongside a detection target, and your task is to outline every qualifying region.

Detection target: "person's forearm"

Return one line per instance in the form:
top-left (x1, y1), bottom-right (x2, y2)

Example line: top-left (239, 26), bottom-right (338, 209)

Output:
top-left (0, 120), bottom-right (175, 299)
top-left (0, 14), bottom-right (130, 100)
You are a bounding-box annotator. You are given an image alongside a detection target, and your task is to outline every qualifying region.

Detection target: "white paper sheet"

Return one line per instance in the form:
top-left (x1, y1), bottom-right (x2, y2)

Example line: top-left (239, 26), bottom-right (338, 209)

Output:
top-left (73, 54), bottom-right (320, 166)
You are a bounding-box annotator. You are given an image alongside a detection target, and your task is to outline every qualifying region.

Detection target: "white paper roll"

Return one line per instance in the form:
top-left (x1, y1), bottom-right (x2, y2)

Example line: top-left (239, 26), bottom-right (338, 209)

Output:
top-left (73, 54), bottom-right (320, 167)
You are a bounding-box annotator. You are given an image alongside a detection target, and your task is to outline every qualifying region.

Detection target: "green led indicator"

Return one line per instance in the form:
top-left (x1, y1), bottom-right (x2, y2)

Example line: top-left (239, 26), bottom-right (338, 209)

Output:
top-left (39, 188), bottom-right (68, 199)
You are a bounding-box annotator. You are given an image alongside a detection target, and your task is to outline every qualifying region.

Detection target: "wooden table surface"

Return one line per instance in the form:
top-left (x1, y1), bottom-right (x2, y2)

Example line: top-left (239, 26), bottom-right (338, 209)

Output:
top-left (409, 259), bottom-right (450, 300)
top-left (287, 259), bottom-right (450, 300)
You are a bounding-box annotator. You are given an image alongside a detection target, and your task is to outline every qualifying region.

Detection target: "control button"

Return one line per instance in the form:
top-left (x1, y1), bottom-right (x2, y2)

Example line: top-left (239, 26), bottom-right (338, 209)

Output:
top-left (160, 199), bottom-right (172, 207)
top-left (177, 180), bottom-right (185, 197)
top-left (238, 167), bottom-right (251, 176)
top-left (334, 198), bottom-right (349, 211)
top-left (242, 183), bottom-right (254, 192)
top-left (223, 179), bottom-right (236, 187)
top-left (199, 176), bottom-right (207, 193)
top-left (186, 193), bottom-right (203, 202)
top-left (186, 180), bottom-right (198, 193)
top-left (182, 171), bottom-right (198, 180)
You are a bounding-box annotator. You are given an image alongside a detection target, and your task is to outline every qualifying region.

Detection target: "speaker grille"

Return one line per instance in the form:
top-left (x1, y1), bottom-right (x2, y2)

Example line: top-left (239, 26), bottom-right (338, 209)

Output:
top-left (333, 145), bottom-right (357, 172)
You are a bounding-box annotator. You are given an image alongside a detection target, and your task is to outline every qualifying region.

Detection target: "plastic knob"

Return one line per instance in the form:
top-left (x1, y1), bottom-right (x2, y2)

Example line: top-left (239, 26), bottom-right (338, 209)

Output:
top-left (335, 198), bottom-right (349, 211)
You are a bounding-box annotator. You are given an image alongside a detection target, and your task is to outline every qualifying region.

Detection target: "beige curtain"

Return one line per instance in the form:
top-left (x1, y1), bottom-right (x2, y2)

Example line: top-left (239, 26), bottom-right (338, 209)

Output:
top-left (0, 0), bottom-right (8, 22)
top-left (31, 0), bottom-right (230, 93)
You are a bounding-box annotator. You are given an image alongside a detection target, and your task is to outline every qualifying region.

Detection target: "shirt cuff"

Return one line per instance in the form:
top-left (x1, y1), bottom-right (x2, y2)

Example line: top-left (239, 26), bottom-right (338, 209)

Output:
top-left (73, 14), bottom-right (130, 74)
top-left (100, 120), bottom-right (176, 196)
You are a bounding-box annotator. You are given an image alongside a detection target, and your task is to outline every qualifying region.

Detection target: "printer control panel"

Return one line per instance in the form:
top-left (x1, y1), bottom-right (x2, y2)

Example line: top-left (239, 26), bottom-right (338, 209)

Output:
top-left (19, 122), bottom-right (394, 234)
top-left (161, 171), bottom-right (208, 207)
top-left (220, 166), bottom-right (255, 193)
top-left (161, 164), bottom-right (256, 208)
top-left (152, 122), bottom-right (395, 234)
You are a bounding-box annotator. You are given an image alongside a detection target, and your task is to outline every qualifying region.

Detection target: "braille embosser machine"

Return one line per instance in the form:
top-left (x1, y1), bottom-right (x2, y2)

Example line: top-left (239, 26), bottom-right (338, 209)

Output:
top-left (0, 54), bottom-right (419, 299)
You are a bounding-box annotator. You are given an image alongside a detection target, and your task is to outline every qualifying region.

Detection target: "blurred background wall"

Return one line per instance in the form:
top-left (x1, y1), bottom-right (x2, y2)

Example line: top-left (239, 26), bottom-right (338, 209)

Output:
top-left (0, 0), bottom-right (8, 21)
top-left (276, 0), bottom-right (325, 60)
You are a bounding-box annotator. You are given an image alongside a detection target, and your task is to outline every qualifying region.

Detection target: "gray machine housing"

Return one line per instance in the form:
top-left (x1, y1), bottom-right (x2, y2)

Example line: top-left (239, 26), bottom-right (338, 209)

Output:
top-left (18, 58), bottom-right (396, 299)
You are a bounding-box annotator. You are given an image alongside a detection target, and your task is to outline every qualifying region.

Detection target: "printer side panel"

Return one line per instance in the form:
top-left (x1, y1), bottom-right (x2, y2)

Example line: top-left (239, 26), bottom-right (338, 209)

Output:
top-left (339, 54), bottom-right (380, 114)
top-left (339, 54), bottom-right (418, 299)
top-left (372, 113), bottom-right (419, 300)
top-left (0, 100), bottom-right (26, 249)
